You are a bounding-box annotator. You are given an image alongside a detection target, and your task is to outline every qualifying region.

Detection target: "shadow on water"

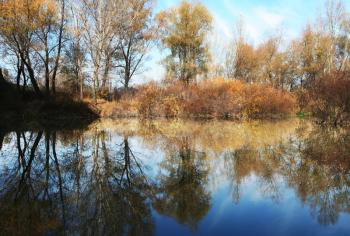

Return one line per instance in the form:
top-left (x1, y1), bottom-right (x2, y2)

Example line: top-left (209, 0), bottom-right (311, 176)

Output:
top-left (0, 119), bottom-right (350, 235)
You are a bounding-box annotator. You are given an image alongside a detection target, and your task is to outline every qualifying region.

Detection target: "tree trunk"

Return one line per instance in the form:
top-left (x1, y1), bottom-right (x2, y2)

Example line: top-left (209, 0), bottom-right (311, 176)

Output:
top-left (0, 131), bottom-right (4, 151)
top-left (77, 58), bottom-right (84, 100)
top-left (25, 62), bottom-right (43, 98)
top-left (16, 59), bottom-right (24, 90)
top-left (93, 70), bottom-right (98, 104)
top-left (45, 64), bottom-right (50, 96)
top-left (51, 0), bottom-right (65, 96)
top-left (102, 53), bottom-right (111, 89)
top-left (20, 52), bottom-right (43, 98)
top-left (80, 75), bottom-right (83, 100)
top-left (44, 33), bottom-right (50, 97)
top-left (22, 69), bottom-right (27, 92)
top-left (124, 71), bottom-right (130, 90)
top-left (0, 68), bottom-right (4, 82)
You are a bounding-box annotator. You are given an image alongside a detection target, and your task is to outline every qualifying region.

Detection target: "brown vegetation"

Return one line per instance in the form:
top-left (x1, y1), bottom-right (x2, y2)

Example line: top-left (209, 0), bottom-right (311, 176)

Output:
top-left (99, 79), bottom-right (296, 119)
top-left (306, 72), bottom-right (350, 125)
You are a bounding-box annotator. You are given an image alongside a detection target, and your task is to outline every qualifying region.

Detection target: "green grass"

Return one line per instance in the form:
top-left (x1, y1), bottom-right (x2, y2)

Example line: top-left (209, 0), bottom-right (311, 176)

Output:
top-left (296, 111), bottom-right (312, 118)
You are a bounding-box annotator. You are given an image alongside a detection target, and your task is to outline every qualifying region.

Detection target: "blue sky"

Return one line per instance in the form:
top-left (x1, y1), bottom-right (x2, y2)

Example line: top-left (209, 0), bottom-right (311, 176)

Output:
top-left (140, 0), bottom-right (350, 83)
top-left (155, 0), bottom-right (350, 42)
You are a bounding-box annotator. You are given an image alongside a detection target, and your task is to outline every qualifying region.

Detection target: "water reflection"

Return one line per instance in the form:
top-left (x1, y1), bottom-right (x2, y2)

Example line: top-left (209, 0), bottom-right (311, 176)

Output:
top-left (154, 136), bottom-right (210, 229)
top-left (0, 119), bottom-right (350, 235)
top-left (0, 129), bottom-right (154, 235)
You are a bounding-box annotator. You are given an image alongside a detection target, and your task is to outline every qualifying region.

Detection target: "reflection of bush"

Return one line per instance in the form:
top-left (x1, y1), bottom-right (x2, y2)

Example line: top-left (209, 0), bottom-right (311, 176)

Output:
top-left (84, 119), bottom-right (350, 226)
top-left (217, 124), bottom-right (350, 226)
top-left (279, 127), bottom-right (350, 225)
top-left (1, 121), bottom-right (350, 231)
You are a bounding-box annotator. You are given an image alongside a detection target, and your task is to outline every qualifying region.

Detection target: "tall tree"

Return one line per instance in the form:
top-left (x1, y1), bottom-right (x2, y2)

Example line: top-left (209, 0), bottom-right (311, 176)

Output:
top-left (0, 0), bottom-right (59, 97)
top-left (115, 0), bottom-right (155, 89)
top-left (34, 0), bottom-right (66, 96)
top-left (79, 0), bottom-right (124, 103)
top-left (61, 0), bottom-right (86, 99)
top-left (156, 1), bottom-right (212, 85)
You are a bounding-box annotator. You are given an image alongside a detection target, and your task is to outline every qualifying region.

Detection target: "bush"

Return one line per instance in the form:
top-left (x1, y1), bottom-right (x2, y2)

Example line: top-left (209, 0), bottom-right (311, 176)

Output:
top-left (162, 95), bottom-right (182, 118)
top-left (243, 84), bottom-right (296, 118)
top-left (137, 82), bottom-right (161, 118)
top-left (99, 78), bottom-right (296, 120)
top-left (181, 79), bottom-right (244, 118)
top-left (307, 72), bottom-right (350, 125)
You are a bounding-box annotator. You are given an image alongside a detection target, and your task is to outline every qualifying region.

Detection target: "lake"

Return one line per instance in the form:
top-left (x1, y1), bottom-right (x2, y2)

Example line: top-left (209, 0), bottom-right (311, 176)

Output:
top-left (0, 119), bottom-right (349, 236)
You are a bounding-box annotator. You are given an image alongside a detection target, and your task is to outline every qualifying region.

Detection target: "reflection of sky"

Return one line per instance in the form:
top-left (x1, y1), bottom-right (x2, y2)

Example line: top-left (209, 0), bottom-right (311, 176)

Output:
top-left (153, 175), bottom-right (350, 236)
top-left (1, 123), bottom-right (350, 236)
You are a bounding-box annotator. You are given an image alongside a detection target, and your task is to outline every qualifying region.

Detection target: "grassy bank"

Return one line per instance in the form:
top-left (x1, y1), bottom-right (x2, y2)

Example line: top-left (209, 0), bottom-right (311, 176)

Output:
top-left (99, 79), bottom-right (296, 120)
top-left (0, 80), bottom-right (99, 129)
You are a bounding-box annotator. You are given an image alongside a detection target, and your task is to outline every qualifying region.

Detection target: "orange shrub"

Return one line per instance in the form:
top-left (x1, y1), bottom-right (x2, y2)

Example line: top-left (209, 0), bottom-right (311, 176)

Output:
top-left (162, 95), bottom-right (182, 118)
top-left (98, 78), bottom-right (296, 119)
top-left (307, 72), bottom-right (350, 125)
top-left (137, 82), bottom-right (161, 118)
top-left (181, 79), bottom-right (244, 118)
top-left (243, 84), bottom-right (296, 118)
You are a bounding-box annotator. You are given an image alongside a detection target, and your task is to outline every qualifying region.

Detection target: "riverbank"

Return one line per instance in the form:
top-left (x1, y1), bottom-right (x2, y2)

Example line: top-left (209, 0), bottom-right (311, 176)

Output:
top-left (0, 80), bottom-right (99, 130)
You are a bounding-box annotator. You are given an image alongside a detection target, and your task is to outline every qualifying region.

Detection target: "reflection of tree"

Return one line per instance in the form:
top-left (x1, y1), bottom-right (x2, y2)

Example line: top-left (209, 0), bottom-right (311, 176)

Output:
top-left (0, 131), bottom-right (63, 235)
top-left (223, 145), bottom-right (282, 203)
top-left (221, 125), bottom-right (350, 226)
top-left (0, 130), bottom-right (155, 235)
top-left (280, 128), bottom-right (350, 226)
top-left (1, 121), bottom-right (350, 232)
top-left (154, 136), bottom-right (211, 229)
top-left (0, 130), bottom-right (4, 150)
top-left (71, 131), bottom-right (154, 235)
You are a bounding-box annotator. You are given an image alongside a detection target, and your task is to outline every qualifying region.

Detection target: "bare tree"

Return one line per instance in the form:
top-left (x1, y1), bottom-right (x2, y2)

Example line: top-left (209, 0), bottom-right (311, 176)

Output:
top-left (34, 0), bottom-right (66, 96)
top-left (63, 0), bottom-right (87, 99)
top-left (115, 0), bottom-right (155, 89)
top-left (79, 0), bottom-right (124, 103)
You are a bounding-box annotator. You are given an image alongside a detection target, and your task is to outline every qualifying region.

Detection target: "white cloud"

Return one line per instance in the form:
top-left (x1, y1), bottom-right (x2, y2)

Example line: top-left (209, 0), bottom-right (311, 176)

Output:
top-left (254, 7), bottom-right (284, 28)
top-left (213, 13), bottom-right (232, 39)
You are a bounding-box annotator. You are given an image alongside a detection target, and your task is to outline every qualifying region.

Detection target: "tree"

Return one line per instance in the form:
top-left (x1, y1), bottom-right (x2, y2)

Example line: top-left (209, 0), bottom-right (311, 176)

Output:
top-left (61, 0), bottom-right (87, 99)
top-left (0, 0), bottom-right (66, 97)
top-left (297, 26), bottom-right (329, 87)
top-left (322, 0), bottom-right (346, 73)
top-left (233, 39), bottom-right (259, 83)
top-left (34, 0), bottom-right (66, 96)
top-left (0, 0), bottom-right (59, 97)
top-left (79, 0), bottom-right (125, 103)
top-left (156, 1), bottom-right (212, 85)
top-left (115, 0), bottom-right (155, 89)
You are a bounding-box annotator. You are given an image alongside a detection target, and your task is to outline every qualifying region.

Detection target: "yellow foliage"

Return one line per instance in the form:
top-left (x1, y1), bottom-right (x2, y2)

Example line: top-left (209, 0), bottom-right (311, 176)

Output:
top-left (0, 0), bottom-right (58, 35)
top-left (156, 1), bottom-right (212, 83)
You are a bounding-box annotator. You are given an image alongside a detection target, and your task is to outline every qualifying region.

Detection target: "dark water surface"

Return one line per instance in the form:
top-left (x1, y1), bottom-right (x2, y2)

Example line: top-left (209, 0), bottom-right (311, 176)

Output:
top-left (0, 119), bottom-right (350, 236)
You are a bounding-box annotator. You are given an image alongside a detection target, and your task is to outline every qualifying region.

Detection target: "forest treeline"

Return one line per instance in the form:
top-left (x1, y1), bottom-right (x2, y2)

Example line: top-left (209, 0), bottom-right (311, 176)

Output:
top-left (0, 0), bottom-right (350, 124)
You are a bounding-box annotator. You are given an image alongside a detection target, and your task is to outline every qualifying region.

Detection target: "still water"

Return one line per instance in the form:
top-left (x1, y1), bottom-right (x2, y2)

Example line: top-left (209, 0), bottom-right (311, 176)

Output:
top-left (0, 119), bottom-right (350, 236)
